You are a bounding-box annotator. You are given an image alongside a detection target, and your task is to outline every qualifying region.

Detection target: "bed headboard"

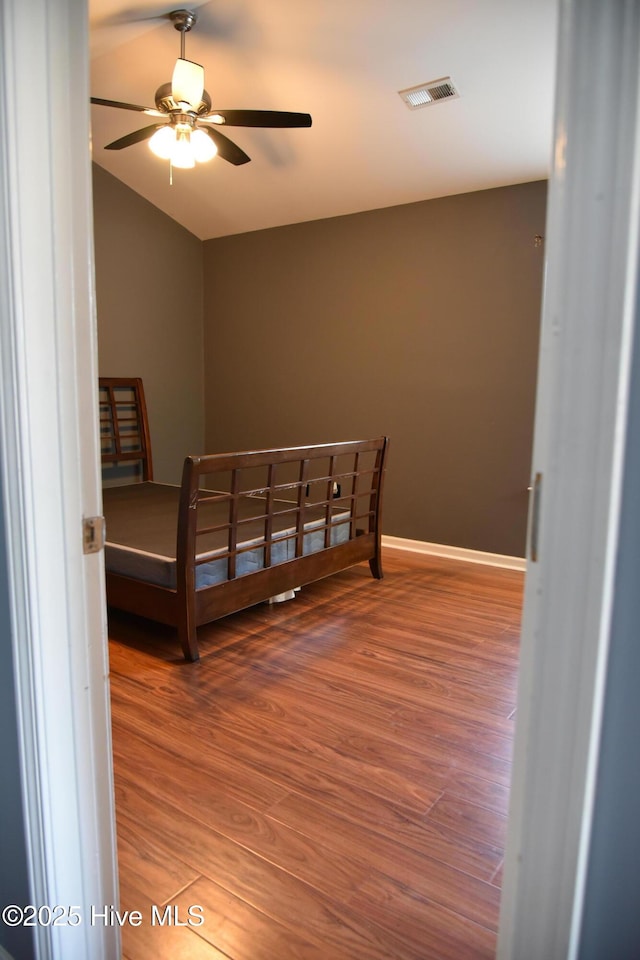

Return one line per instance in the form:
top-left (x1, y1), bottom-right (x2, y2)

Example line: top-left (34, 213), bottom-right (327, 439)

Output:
top-left (99, 377), bottom-right (153, 482)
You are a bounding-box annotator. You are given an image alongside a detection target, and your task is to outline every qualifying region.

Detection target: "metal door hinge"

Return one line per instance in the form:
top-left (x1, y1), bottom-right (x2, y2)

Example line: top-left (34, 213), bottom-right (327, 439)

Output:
top-left (83, 516), bottom-right (105, 554)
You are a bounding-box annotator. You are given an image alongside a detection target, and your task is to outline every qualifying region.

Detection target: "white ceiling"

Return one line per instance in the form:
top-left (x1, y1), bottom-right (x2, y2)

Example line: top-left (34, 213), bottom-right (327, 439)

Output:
top-left (89, 0), bottom-right (558, 241)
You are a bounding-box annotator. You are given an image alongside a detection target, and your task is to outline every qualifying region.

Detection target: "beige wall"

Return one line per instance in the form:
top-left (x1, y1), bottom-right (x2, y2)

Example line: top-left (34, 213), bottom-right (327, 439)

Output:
top-left (202, 181), bottom-right (547, 557)
top-left (92, 164), bottom-right (204, 483)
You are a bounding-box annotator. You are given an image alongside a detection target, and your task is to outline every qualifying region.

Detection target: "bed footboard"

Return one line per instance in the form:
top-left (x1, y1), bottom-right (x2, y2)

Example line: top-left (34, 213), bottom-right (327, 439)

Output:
top-left (175, 438), bottom-right (389, 660)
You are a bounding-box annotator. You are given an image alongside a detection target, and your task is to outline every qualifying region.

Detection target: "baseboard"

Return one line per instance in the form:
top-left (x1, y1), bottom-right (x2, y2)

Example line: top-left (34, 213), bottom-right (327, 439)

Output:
top-left (381, 535), bottom-right (527, 572)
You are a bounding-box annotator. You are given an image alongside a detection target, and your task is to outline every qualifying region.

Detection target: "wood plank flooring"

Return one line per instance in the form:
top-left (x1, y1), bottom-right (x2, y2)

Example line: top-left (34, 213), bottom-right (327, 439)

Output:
top-left (108, 548), bottom-right (523, 960)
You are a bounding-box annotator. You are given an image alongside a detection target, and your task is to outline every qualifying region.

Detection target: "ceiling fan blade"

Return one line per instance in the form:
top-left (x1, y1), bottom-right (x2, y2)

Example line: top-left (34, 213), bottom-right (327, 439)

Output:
top-left (198, 127), bottom-right (250, 165)
top-left (208, 110), bottom-right (312, 128)
top-left (104, 123), bottom-right (166, 150)
top-left (91, 97), bottom-right (164, 117)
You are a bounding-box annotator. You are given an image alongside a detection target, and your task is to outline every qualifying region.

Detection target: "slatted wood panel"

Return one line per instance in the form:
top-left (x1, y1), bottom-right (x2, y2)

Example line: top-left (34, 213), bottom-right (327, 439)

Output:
top-left (184, 442), bottom-right (385, 580)
top-left (99, 377), bottom-right (153, 481)
top-left (109, 548), bottom-right (523, 960)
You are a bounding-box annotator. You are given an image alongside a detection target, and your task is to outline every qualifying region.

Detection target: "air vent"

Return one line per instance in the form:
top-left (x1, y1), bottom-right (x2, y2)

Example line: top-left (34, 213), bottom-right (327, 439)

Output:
top-left (399, 77), bottom-right (459, 110)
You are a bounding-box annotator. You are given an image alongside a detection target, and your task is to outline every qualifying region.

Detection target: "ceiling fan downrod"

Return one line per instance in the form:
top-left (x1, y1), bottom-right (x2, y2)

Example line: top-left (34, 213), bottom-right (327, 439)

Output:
top-left (169, 9), bottom-right (197, 59)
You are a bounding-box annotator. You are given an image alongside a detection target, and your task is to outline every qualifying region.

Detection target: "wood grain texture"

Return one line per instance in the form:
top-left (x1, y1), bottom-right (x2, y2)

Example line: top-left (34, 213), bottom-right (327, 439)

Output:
top-left (109, 549), bottom-right (523, 959)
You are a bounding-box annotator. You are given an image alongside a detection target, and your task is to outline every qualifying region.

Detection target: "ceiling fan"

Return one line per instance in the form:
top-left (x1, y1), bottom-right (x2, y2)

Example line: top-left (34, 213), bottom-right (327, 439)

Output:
top-left (91, 8), bottom-right (312, 169)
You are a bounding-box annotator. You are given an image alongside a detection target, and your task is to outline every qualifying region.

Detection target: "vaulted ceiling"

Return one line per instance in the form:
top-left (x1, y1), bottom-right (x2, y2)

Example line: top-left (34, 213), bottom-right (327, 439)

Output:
top-left (89, 0), bottom-right (558, 240)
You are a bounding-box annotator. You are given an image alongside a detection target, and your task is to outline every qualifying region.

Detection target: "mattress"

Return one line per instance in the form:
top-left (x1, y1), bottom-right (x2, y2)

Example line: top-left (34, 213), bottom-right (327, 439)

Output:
top-left (103, 482), bottom-right (350, 590)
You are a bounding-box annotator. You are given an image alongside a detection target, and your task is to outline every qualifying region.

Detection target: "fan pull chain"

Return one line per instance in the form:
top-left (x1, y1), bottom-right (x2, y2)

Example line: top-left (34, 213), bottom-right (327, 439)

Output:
top-left (169, 159), bottom-right (173, 186)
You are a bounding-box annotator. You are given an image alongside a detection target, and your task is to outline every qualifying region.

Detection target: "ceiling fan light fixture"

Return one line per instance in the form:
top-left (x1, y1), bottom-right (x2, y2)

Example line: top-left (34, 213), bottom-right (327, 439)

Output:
top-left (171, 128), bottom-right (195, 168)
top-left (172, 57), bottom-right (204, 109)
top-left (148, 124), bottom-right (217, 167)
top-left (192, 128), bottom-right (218, 162)
top-left (148, 125), bottom-right (176, 159)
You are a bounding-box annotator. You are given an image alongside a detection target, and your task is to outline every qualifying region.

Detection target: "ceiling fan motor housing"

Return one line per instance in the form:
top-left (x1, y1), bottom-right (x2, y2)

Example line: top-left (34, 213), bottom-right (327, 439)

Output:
top-left (154, 82), bottom-right (211, 116)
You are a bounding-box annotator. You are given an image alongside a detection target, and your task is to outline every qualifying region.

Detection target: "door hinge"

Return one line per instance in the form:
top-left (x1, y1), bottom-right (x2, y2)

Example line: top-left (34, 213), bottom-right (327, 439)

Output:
top-left (83, 516), bottom-right (105, 554)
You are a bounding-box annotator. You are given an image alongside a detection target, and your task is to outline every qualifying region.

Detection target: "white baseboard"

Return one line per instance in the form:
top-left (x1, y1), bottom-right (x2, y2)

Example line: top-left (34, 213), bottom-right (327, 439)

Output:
top-left (381, 535), bottom-right (527, 571)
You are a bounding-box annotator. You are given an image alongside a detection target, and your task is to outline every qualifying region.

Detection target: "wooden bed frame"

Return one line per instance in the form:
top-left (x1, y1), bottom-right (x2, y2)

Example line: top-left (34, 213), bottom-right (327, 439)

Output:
top-left (99, 378), bottom-right (389, 661)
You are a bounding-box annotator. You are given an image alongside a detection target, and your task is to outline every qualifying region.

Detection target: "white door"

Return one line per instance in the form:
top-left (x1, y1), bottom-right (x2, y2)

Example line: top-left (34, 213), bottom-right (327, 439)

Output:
top-left (0, 0), bottom-right (119, 958)
top-left (498, 1), bottom-right (640, 957)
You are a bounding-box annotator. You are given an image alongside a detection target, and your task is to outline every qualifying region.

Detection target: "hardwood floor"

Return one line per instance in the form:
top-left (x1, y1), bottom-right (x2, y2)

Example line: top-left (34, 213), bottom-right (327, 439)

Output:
top-left (108, 548), bottom-right (523, 960)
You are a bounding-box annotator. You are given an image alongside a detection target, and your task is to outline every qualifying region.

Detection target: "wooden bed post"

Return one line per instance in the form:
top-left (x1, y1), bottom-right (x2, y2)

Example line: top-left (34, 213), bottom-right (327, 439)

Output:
top-left (368, 437), bottom-right (389, 580)
top-left (176, 456), bottom-right (201, 661)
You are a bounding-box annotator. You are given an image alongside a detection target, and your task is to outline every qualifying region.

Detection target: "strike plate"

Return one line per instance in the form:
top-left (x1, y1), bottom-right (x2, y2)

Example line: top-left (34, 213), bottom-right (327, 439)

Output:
top-left (83, 516), bottom-right (105, 554)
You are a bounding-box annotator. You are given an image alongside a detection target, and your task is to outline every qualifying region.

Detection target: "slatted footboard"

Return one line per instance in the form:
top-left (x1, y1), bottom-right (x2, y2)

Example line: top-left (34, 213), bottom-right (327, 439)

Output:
top-left (174, 438), bottom-right (389, 659)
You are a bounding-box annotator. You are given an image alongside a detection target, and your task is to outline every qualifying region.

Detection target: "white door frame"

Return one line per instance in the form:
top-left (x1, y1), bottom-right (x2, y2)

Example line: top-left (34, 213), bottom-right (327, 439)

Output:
top-left (0, 0), bottom-right (118, 958)
top-left (498, 1), bottom-right (640, 957)
top-left (1, 1), bottom-right (639, 959)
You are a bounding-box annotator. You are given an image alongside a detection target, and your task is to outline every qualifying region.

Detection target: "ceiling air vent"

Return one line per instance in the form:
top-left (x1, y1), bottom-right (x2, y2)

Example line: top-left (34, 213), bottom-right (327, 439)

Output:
top-left (399, 77), bottom-right (459, 110)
